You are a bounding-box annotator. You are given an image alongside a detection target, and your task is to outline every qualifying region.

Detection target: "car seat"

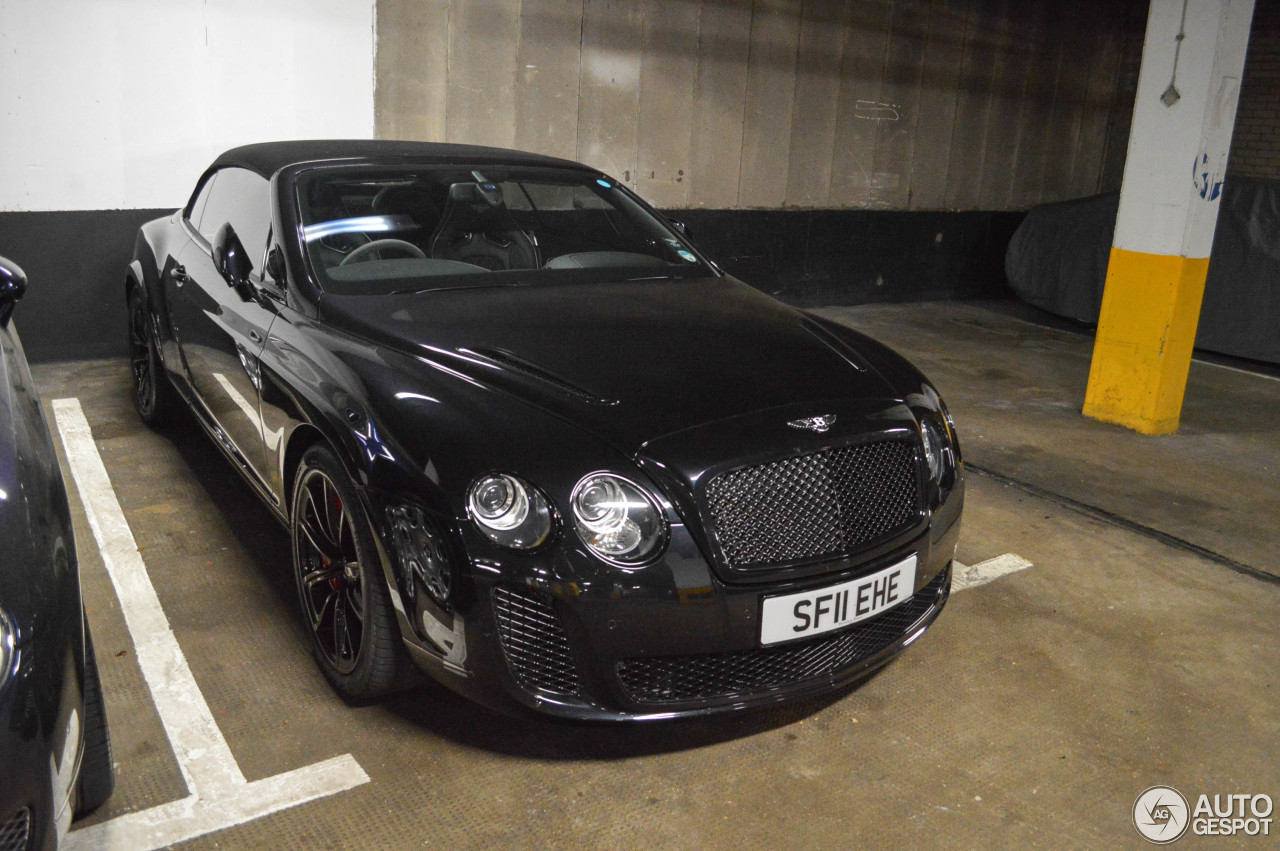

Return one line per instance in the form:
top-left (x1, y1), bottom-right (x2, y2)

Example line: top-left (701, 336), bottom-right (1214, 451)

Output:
top-left (428, 181), bottom-right (539, 271)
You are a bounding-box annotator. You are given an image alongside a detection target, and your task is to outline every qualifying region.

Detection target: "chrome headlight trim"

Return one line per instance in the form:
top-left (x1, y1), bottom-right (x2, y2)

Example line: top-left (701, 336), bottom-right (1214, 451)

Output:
top-left (570, 472), bottom-right (668, 567)
top-left (466, 473), bottom-right (554, 550)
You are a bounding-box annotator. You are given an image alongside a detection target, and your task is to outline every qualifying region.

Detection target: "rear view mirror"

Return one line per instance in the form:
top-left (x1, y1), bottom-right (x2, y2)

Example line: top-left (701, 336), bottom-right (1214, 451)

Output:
top-left (667, 218), bottom-right (690, 239)
top-left (212, 223), bottom-right (253, 296)
top-left (0, 255), bottom-right (28, 327)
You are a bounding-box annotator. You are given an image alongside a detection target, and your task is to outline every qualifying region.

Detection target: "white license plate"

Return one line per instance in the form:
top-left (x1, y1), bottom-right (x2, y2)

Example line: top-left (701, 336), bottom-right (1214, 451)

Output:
top-left (759, 554), bottom-right (918, 646)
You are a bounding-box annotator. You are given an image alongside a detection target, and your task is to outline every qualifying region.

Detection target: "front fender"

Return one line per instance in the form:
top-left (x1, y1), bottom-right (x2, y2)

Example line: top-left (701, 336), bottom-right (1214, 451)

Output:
top-left (128, 214), bottom-right (185, 349)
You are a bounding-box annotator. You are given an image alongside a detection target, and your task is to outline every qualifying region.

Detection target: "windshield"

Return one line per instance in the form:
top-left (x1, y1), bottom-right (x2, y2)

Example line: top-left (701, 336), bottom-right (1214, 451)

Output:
top-left (295, 165), bottom-right (710, 295)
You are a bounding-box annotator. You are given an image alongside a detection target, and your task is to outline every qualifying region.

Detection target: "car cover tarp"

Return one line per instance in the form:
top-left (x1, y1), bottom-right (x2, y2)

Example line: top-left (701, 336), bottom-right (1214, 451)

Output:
top-left (1005, 177), bottom-right (1280, 364)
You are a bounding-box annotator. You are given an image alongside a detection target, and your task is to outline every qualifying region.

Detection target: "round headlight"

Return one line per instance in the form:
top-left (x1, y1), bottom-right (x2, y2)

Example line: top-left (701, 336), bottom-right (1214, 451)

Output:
top-left (571, 473), bottom-right (666, 565)
top-left (467, 474), bottom-right (552, 549)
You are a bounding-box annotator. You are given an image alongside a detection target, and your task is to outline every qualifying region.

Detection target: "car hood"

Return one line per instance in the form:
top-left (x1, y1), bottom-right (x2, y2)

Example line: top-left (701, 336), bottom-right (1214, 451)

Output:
top-left (320, 277), bottom-right (901, 453)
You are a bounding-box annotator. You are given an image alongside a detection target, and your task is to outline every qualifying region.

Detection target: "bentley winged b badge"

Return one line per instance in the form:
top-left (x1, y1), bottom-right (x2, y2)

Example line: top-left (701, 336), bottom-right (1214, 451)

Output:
top-left (787, 414), bottom-right (838, 433)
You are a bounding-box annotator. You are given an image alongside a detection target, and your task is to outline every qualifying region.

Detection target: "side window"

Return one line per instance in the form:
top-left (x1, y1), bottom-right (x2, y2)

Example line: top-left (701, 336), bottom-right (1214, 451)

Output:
top-left (195, 167), bottom-right (272, 265)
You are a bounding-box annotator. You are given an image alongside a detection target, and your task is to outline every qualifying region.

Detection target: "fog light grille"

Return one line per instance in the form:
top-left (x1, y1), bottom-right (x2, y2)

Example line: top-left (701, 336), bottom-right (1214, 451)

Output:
top-left (492, 585), bottom-right (580, 696)
top-left (0, 808), bottom-right (30, 851)
top-left (616, 565), bottom-right (949, 704)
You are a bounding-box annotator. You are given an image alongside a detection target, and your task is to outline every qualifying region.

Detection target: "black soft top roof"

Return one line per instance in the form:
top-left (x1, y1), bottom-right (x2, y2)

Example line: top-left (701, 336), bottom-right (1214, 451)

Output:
top-left (210, 140), bottom-right (588, 179)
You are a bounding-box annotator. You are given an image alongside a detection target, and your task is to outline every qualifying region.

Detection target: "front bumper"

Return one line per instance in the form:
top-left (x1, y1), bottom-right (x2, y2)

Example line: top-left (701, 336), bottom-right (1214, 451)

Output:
top-left (396, 477), bottom-right (962, 721)
top-left (0, 633), bottom-right (82, 851)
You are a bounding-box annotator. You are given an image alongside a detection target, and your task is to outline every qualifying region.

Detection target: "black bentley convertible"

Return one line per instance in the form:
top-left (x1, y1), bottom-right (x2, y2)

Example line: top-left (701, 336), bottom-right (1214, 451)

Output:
top-left (125, 141), bottom-right (963, 721)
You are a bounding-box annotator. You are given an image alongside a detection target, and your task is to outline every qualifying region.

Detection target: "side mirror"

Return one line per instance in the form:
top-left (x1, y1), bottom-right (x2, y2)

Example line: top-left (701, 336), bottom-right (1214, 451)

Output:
top-left (264, 245), bottom-right (286, 286)
top-left (0, 255), bottom-right (29, 327)
top-left (212, 223), bottom-right (253, 295)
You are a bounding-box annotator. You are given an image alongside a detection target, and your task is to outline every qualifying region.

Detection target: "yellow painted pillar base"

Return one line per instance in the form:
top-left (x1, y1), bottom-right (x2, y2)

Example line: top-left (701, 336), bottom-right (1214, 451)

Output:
top-left (1082, 247), bottom-right (1210, 435)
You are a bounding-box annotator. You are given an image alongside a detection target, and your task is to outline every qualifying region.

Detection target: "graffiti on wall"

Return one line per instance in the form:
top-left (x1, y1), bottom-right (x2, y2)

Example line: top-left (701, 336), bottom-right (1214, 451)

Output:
top-left (1193, 150), bottom-right (1226, 201)
top-left (854, 100), bottom-right (903, 122)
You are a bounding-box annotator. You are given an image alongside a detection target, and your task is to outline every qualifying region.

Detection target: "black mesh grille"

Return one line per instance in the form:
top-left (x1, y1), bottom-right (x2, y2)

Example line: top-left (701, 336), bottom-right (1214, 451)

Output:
top-left (492, 585), bottom-right (580, 696)
top-left (616, 565), bottom-right (949, 704)
top-left (0, 809), bottom-right (29, 851)
top-left (705, 439), bottom-right (919, 569)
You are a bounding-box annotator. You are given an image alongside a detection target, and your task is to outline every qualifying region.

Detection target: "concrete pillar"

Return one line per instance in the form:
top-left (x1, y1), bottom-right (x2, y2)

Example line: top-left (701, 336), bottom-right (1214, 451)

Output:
top-left (1083, 0), bottom-right (1255, 435)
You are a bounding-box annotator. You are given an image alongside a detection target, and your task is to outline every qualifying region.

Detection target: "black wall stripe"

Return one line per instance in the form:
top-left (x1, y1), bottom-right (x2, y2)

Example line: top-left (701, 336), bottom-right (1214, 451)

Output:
top-left (671, 209), bottom-right (1024, 307)
top-left (0, 209), bottom-right (171, 363)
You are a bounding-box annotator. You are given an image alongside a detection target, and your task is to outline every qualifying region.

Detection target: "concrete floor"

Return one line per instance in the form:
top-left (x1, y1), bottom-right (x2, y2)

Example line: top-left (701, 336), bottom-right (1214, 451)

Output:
top-left (34, 301), bottom-right (1280, 849)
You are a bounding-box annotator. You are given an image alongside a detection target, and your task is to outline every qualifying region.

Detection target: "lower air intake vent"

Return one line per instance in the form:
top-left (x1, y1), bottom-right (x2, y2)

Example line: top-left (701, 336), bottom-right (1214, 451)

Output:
top-left (0, 808), bottom-right (30, 851)
top-left (616, 565), bottom-right (949, 704)
top-left (492, 585), bottom-right (580, 696)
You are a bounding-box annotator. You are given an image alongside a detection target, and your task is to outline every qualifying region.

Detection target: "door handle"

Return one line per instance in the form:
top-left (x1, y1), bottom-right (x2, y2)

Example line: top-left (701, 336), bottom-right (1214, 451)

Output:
top-left (171, 263), bottom-right (190, 286)
top-left (248, 329), bottom-right (263, 344)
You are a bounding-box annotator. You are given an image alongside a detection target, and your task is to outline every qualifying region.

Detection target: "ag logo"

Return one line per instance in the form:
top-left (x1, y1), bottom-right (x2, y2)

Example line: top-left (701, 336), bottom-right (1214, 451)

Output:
top-left (1134, 786), bottom-right (1190, 844)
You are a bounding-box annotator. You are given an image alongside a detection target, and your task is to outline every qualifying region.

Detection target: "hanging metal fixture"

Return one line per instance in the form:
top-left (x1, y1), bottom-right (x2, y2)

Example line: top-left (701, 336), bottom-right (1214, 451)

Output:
top-left (1161, 0), bottom-right (1190, 106)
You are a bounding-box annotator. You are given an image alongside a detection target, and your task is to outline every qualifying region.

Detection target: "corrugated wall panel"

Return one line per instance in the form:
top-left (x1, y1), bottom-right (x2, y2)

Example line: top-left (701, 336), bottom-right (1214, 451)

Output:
top-left (375, 0), bottom-right (449, 142)
top-left (975, 0), bottom-right (1040, 210)
top-left (908, 0), bottom-right (965, 211)
top-left (873, 0), bottom-right (928, 209)
top-left (576, 0), bottom-right (644, 182)
top-left (636, 0), bottom-right (701, 207)
top-left (375, 0), bottom-right (1144, 212)
top-left (514, 0), bottom-right (585, 158)
top-left (445, 2), bottom-right (520, 148)
top-left (738, 0), bottom-right (803, 207)
top-left (1010, 6), bottom-right (1066, 210)
top-left (1067, 2), bottom-right (1126, 199)
top-left (829, 0), bottom-right (892, 208)
top-left (784, 0), bottom-right (847, 208)
top-left (688, 2), bottom-right (753, 208)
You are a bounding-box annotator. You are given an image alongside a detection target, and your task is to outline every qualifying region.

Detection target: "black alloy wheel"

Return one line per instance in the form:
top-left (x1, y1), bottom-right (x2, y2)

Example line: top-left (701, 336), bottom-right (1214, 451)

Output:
top-left (291, 444), bottom-right (405, 700)
top-left (127, 286), bottom-right (178, 425)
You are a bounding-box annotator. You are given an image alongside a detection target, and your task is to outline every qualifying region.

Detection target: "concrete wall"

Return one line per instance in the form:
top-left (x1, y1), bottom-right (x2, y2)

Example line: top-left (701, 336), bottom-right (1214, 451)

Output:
top-left (376, 0), bottom-right (1140, 212)
top-left (0, 0), bottom-right (376, 212)
top-left (1229, 0), bottom-right (1280, 179)
top-left (0, 0), bottom-right (375, 362)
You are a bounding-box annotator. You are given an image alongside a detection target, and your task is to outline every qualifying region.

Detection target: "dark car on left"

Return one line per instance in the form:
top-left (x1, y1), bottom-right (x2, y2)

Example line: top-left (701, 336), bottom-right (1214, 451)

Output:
top-left (0, 256), bottom-right (113, 850)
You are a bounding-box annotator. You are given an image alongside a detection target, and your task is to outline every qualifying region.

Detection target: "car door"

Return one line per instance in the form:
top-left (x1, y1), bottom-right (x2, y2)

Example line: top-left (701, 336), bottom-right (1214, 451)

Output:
top-left (168, 166), bottom-right (278, 492)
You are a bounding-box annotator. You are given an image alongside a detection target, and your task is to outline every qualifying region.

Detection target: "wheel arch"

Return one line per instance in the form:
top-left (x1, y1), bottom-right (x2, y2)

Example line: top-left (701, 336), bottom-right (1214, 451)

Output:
top-left (124, 261), bottom-right (144, 298)
top-left (281, 422), bottom-right (330, 518)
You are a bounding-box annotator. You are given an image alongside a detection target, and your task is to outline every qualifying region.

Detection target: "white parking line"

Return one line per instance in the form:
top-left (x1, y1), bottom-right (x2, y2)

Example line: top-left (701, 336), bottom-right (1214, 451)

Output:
top-left (51, 398), bottom-right (369, 851)
top-left (951, 553), bottom-right (1034, 592)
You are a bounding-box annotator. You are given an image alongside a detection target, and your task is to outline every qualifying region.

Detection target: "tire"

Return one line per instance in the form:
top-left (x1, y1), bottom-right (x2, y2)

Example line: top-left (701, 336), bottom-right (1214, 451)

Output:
top-left (74, 620), bottom-right (114, 817)
top-left (290, 443), bottom-right (407, 701)
top-left (127, 284), bottom-right (180, 426)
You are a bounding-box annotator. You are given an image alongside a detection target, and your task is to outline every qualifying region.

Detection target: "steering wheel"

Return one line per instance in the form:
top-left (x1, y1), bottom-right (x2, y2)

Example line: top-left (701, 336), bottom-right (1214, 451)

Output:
top-left (339, 239), bottom-right (426, 265)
